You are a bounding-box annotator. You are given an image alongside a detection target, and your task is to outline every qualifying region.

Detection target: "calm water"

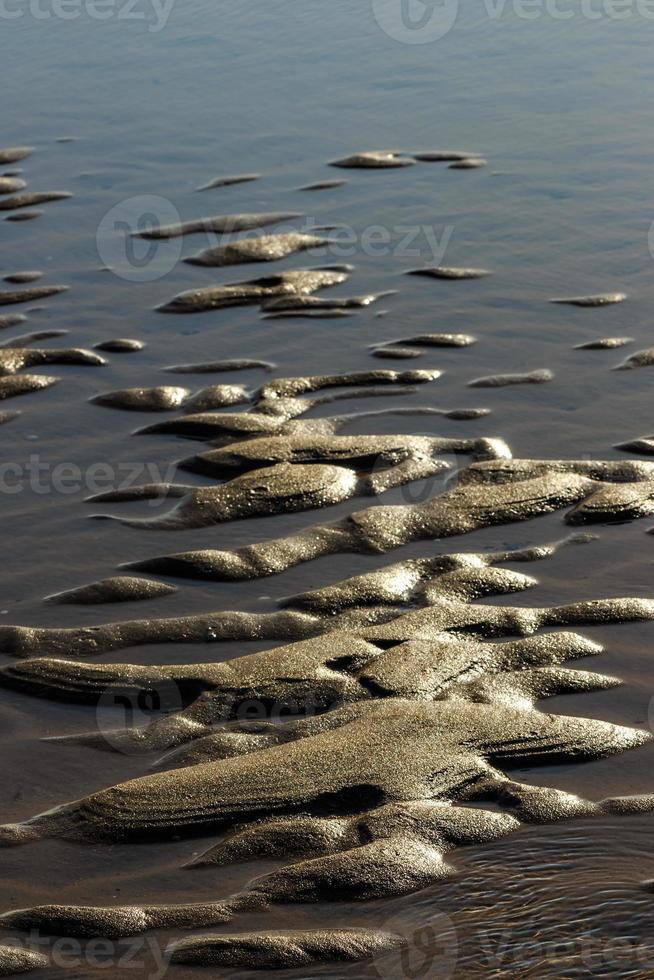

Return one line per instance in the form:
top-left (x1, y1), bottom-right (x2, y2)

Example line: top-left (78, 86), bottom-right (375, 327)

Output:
top-left (2, 2), bottom-right (654, 977)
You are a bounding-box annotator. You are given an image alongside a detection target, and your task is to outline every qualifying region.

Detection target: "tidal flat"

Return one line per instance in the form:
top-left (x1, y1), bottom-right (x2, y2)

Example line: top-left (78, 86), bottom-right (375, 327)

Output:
top-left (1, 4), bottom-right (654, 977)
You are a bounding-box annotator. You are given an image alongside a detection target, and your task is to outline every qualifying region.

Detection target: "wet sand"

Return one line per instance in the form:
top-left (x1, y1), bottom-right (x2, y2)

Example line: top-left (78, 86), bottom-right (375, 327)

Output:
top-left (3, 4), bottom-right (654, 977)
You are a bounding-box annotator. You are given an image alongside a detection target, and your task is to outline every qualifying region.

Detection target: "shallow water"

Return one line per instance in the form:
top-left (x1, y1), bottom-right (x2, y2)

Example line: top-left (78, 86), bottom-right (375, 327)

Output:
top-left (3, 2), bottom-right (654, 977)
